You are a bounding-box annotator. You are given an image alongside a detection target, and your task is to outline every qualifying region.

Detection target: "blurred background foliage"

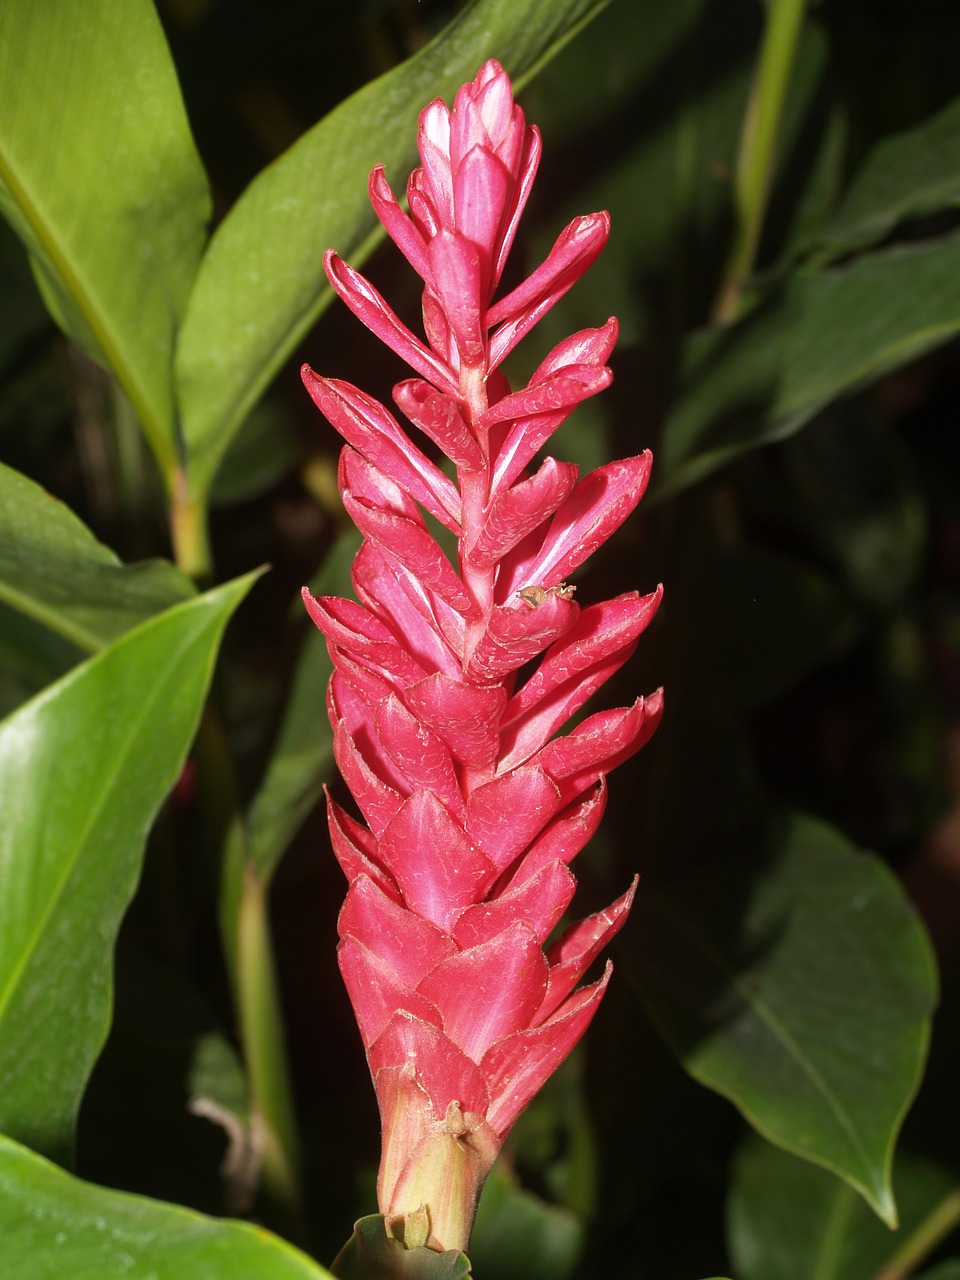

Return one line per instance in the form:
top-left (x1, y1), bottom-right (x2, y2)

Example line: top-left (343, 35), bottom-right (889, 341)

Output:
top-left (2, 0), bottom-right (960, 1277)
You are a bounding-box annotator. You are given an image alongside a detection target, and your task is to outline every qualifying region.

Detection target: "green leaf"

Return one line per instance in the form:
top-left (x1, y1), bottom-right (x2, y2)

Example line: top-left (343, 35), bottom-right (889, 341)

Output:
top-left (0, 574), bottom-right (256, 1164)
top-left (728, 1135), bottom-right (960, 1280)
top-left (774, 412), bottom-right (927, 609)
top-left (0, 1133), bottom-right (333, 1279)
top-left (919, 1266), bottom-right (960, 1280)
top-left (680, 545), bottom-right (856, 709)
top-left (632, 812), bottom-right (937, 1226)
top-left (174, 0), bottom-right (609, 501)
top-left (659, 228), bottom-right (960, 493)
top-left (0, 602), bottom-right (85, 717)
top-left (0, 217), bottom-right (49, 371)
top-left (247, 529), bottom-right (360, 882)
top-left (0, 0), bottom-right (211, 477)
top-left (470, 1163), bottom-right (584, 1280)
top-left (0, 462), bottom-right (195, 654)
top-left (331, 1215), bottom-right (471, 1279)
top-left (818, 93), bottom-right (960, 256)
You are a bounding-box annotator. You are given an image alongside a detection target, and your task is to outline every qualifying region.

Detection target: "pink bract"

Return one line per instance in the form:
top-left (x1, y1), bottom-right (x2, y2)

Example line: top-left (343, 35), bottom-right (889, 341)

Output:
top-left (302, 58), bottom-right (662, 1254)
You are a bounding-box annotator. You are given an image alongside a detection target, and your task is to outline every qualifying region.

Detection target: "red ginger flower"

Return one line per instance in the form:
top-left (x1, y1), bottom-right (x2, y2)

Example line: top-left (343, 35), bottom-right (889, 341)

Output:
top-left (301, 59), bottom-right (662, 1254)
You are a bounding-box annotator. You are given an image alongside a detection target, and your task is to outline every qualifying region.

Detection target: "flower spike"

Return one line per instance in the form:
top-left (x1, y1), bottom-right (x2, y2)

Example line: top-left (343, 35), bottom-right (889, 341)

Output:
top-left (302, 59), bottom-right (662, 1255)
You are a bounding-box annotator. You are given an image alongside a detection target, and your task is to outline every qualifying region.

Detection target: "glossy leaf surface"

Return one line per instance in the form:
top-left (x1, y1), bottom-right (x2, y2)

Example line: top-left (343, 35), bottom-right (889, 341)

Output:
top-left (0, 574), bottom-right (255, 1164)
top-left (0, 1133), bottom-right (333, 1279)
top-left (174, 0), bottom-right (609, 499)
top-left (0, 0), bottom-right (210, 475)
top-left (633, 812), bottom-right (937, 1225)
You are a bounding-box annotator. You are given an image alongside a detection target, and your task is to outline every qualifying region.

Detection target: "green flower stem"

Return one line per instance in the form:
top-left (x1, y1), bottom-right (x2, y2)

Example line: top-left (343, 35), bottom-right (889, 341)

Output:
top-left (870, 1189), bottom-right (960, 1280)
top-left (713, 0), bottom-right (807, 324)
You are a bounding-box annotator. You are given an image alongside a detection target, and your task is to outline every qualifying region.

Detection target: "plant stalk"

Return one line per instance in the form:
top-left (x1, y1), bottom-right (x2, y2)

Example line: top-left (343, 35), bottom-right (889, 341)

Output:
top-left (713, 0), bottom-right (807, 324)
top-left (234, 855), bottom-right (304, 1232)
top-left (196, 710), bottom-right (305, 1237)
top-left (170, 467), bottom-right (213, 582)
top-left (870, 1189), bottom-right (960, 1280)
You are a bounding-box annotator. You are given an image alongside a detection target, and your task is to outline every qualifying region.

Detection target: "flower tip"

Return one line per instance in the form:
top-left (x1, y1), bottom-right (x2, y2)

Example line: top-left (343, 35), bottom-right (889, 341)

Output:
top-left (322, 247), bottom-right (343, 290)
top-left (645, 686), bottom-right (665, 720)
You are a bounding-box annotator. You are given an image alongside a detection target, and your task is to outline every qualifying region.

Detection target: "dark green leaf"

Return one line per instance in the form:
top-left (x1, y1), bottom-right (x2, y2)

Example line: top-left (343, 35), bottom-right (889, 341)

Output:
top-left (469, 1163), bottom-right (583, 1280)
top-left (728, 1135), bottom-right (960, 1280)
top-left (0, 574), bottom-right (256, 1164)
top-left (247, 529), bottom-right (360, 882)
top-left (633, 812), bottom-right (937, 1225)
top-left (680, 545), bottom-right (856, 709)
top-left (209, 400), bottom-right (301, 507)
top-left (174, 0), bottom-right (610, 500)
top-left (659, 229), bottom-right (960, 493)
top-left (919, 1265), bottom-right (960, 1280)
top-left (331, 1215), bottom-right (471, 1279)
top-left (0, 217), bottom-right (48, 371)
top-left (0, 601), bottom-right (85, 716)
top-left (0, 1133), bottom-right (333, 1279)
top-left (819, 94), bottom-right (960, 256)
top-left (774, 411), bottom-right (927, 608)
top-left (0, 462), bottom-right (194, 654)
top-left (0, 0), bottom-right (211, 475)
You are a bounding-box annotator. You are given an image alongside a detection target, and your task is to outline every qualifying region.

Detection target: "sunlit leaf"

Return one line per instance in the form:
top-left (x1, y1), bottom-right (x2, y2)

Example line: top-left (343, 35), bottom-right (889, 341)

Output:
top-left (0, 0), bottom-right (211, 475)
top-left (0, 1133), bottom-right (333, 1279)
top-left (0, 574), bottom-right (256, 1164)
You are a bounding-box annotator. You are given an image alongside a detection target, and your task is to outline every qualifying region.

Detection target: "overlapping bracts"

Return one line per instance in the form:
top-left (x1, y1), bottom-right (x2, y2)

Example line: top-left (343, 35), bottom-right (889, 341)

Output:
top-left (302, 59), bottom-right (662, 1252)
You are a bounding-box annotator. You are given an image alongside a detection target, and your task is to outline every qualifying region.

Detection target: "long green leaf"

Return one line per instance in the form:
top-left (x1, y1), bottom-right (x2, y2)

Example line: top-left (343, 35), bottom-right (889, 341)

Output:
top-left (0, 462), bottom-right (194, 654)
top-left (0, 0), bottom-right (211, 478)
top-left (632, 812), bottom-right (937, 1226)
top-left (818, 93), bottom-right (960, 256)
top-left (658, 228), bottom-right (960, 493)
top-left (174, 0), bottom-right (609, 501)
top-left (0, 574), bottom-right (256, 1165)
top-left (728, 1135), bottom-right (960, 1280)
top-left (0, 1133), bottom-right (333, 1280)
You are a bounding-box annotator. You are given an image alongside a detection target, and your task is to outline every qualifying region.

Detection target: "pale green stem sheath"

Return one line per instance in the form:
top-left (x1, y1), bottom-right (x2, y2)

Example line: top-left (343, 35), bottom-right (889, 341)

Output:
top-left (170, 467), bottom-right (213, 582)
top-left (713, 0), bottom-right (808, 324)
top-left (869, 1189), bottom-right (960, 1280)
